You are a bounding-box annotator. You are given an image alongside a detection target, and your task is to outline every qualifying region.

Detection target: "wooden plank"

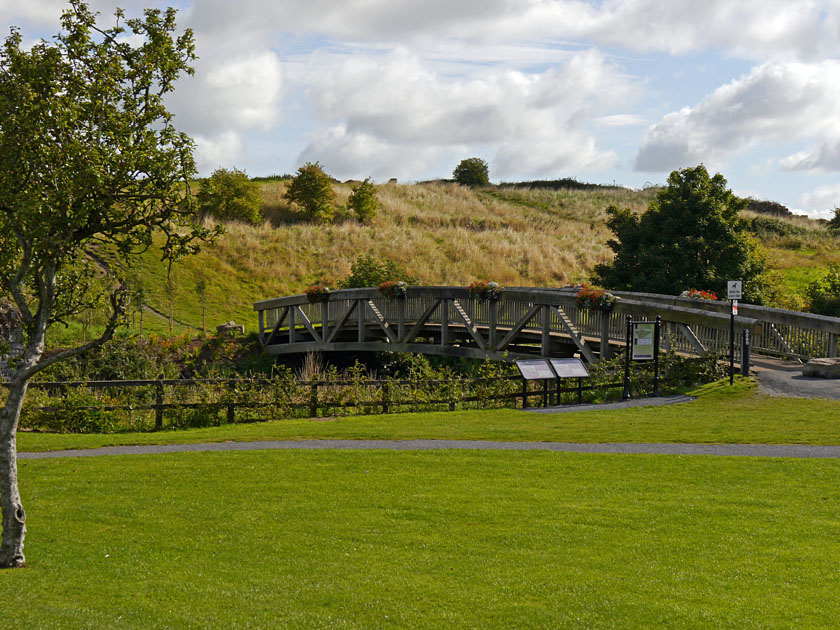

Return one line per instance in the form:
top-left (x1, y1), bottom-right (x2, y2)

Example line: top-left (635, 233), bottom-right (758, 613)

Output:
top-left (403, 299), bottom-right (442, 344)
top-left (551, 306), bottom-right (597, 364)
top-left (327, 300), bottom-right (358, 343)
top-left (676, 324), bottom-right (706, 354)
top-left (366, 300), bottom-right (397, 342)
top-left (264, 306), bottom-right (289, 347)
top-left (497, 304), bottom-right (541, 351)
top-left (452, 299), bottom-right (486, 350)
top-left (293, 305), bottom-right (320, 342)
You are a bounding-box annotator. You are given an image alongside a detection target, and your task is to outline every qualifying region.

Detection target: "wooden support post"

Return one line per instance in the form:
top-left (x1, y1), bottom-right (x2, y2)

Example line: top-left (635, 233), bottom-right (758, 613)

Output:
top-left (258, 309), bottom-right (265, 345)
top-left (398, 300), bottom-right (405, 342)
top-left (489, 301), bottom-right (498, 351)
top-left (309, 382), bottom-right (318, 418)
top-left (381, 382), bottom-right (390, 414)
top-left (600, 310), bottom-right (612, 360)
top-left (154, 380), bottom-right (164, 430)
top-left (358, 299), bottom-right (366, 342)
top-left (541, 305), bottom-right (551, 357)
top-left (289, 306), bottom-right (296, 344)
top-left (441, 299), bottom-right (449, 347)
top-left (226, 380), bottom-right (235, 424)
top-left (321, 301), bottom-right (329, 344)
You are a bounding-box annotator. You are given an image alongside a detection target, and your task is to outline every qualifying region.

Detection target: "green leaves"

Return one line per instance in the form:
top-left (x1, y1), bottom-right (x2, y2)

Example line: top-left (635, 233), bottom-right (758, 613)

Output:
top-left (284, 162), bottom-right (337, 223)
top-left (197, 168), bottom-right (263, 225)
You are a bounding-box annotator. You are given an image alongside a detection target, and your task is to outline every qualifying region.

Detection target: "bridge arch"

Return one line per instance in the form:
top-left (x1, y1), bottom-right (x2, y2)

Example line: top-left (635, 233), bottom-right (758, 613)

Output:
top-left (255, 287), bottom-right (840, 363)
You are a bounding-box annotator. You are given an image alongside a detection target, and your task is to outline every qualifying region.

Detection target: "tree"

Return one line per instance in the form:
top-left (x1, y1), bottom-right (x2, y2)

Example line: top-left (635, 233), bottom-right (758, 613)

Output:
top-left (827, 208), bottom-right (840, 234)
top-left (0, 2), bottom-right (219, 568)
top-left (197, 167), bottom-right (263, 224)
top-left (593, 165), bottom-right (769, 303)
top-left (339, 254), bottom-right (419, 289)
top-left (284, 162), bottom-right (336, 223)
top-left (453, 157), bottom-right (489, 186)
top-left (348, 177), bottom-right (378, 223)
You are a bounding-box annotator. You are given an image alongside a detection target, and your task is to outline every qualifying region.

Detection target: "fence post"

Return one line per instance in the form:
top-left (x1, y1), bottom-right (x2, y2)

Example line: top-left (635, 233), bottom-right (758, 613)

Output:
top-left (623, 315), bottom-right (632, 400)
top-left (309, 382), bottom-right (318, 418)
top-left (227, 380), bottom-right (236, 424)
top-left (154, 380), bottom-right (164, 430)
top-left (382, 381), bottom-right (390, 414)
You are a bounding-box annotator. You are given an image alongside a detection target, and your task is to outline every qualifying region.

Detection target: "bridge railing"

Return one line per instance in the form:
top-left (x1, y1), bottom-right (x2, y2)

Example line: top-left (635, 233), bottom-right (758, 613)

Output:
top-left (252, 286), bottom-right (840, 362)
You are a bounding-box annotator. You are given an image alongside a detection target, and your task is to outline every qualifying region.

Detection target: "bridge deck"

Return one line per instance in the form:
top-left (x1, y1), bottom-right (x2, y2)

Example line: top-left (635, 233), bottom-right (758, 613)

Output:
top-left (254, 287), bottom-right (840, 363)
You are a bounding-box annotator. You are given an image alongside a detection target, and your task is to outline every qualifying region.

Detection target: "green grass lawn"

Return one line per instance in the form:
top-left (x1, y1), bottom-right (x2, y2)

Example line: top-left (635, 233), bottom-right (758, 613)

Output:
top-left (6, 449), bottom-right (840, 628)
top-left (17, 380), bottom-right (840, 453)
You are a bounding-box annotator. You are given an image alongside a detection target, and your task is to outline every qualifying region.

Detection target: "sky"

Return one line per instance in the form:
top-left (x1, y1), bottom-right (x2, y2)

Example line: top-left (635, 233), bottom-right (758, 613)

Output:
top-left (3, 1), bottom-right (840, 217)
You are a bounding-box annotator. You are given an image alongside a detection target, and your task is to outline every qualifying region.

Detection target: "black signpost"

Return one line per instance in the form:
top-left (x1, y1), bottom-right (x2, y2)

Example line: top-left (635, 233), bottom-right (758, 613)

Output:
top-left (623, 315), bottom-right (662, 399)
top-left (727, 280), bottom-right (742, 386)
top-left (550, 358), bottom-right (590, 404)
top-left (515, 359), bottom-right (556, 408)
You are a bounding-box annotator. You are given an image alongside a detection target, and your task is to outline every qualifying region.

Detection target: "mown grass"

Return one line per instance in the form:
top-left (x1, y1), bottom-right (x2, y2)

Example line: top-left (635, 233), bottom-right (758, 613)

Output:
top-left (7, 448), bottom-right (840, 628)
top-left (18, 380), bottom-right (840, 453)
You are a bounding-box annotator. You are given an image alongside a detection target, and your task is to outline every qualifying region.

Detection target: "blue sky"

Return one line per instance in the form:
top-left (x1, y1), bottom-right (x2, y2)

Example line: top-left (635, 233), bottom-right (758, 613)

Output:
top-left (3, 0), bottom-right (840, 217)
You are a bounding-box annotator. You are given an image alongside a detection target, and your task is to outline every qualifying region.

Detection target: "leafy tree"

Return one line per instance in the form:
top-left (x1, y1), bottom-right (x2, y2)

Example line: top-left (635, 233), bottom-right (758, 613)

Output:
top-left (453, 157), bottom-right (490, 186)
top-left (827, 208), bottom-right (840, 234)
top-left (593, 165), bottom-right (769, 303)
top-left (197, 167), bottom-right (263, 224)
top-left (0, 2), bottom-right (219, 568)
top-left (284, 162), bottom-right (336, 223)
top-left (339, 255), bottom-right (419, 289)
top-left (348, 177), bottom-right (378, 223)
top-left (806, 265), bottom-right (840, 317)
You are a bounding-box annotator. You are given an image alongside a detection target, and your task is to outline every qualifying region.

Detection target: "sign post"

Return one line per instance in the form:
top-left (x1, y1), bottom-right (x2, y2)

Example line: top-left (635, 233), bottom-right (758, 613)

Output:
top-left (727, 280), bottom-right (742, 386)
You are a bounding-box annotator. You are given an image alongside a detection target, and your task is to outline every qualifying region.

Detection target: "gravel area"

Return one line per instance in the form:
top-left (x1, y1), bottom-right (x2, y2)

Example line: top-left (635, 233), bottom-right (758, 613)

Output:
top-left (752, 356), bottom-right (840, 400)
top-left (19, 438), bottom-right (840, 460)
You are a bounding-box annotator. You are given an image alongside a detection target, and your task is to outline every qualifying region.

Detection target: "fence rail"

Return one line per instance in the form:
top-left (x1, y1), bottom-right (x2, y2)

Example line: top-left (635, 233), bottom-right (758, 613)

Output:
top-left (255, 286), bottom-right (840, 362)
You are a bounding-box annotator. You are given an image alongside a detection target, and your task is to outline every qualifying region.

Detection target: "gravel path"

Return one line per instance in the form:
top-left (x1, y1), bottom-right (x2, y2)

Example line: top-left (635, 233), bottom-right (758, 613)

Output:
top-left (19, 438), bottom-right (840, 460)
top-left (752, 356), bottom-right (840, 399)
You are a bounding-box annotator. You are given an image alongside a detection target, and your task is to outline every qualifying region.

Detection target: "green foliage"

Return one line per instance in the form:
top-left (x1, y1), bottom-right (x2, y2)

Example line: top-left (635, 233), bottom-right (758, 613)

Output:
top-left (197, 167), bottom-right (263, 224)
top-left (827, 208), bottom-right (840, 234)
top-left (748, 216), bottom-right (805, 239)
top-left (348, 177), bottom-right (378, 223)
top-left (453, 157), bottom-right (490, 186)
top-left (0, 0), bottom-right (220, 361)
top-left (806, 265), bottom-right (840, 317)
top-left (594, 165), bottom-right (770, 303)
top-left (284, 162), bottom-right (336, 223)
top-left (339, 255), bottom-right (419, 289)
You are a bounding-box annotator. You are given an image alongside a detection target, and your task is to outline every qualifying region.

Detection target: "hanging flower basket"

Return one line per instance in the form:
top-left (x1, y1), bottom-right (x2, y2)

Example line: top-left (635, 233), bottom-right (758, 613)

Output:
top-left (468, 280), bottom-right (503, 301)
top-left (575, 283), bottom-right (619, 312)
top-left (680, 289), bottom-right (719, 301)
top-left (377, 280), bottom-right (407, 300)
top-left (305, 284), bottom-right (330, 304)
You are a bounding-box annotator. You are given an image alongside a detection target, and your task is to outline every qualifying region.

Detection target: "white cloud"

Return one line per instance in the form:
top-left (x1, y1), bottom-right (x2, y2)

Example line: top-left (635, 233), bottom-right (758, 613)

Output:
top-left (193, 131), bottom-right (244, 172)
top-left (298, 47), bottom-right (631, 179)
top-left (799, 184), bottom-right (840, 217)
top-left (635, 60), bottom-right (840, 172)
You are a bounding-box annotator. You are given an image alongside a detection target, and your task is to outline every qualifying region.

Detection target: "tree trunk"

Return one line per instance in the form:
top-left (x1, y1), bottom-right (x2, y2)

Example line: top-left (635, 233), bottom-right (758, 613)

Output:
top-left (0, 377), bottom-right (28, 568)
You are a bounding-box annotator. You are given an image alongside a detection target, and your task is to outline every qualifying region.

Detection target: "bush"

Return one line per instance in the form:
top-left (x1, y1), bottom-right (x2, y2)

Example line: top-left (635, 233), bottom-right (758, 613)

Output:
top-left (594, 165), bottom-right (770, 303)
top-left (348, 177), bottom-right (378, 223)
top-left (284, 162), bottom-right (336, 223)
top-left (453, 157), bottom-right (489, 186)
top-left (339, 255), bottom-right (419, 289)
top-left (197, 167), bottom-right (263, 224)
top-left (806, 265), bottom-right (840, 317)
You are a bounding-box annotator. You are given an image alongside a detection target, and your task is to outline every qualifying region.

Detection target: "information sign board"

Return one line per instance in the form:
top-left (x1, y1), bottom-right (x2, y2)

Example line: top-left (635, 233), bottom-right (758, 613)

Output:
top-left (549, 358), bottom-right (590, 379)
top-left (727, 280), bottom-right (742, 300)
top-left (632, 322), bottom-right (656, 360)
top-left (515, 359), bottom-right (556, 380)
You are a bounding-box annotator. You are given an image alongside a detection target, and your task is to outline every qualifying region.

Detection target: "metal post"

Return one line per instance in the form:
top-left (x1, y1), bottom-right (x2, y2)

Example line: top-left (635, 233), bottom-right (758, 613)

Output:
top-left (577, 376), bottom-right (583, 404)
top-left (623, 315), bottom-right (632, 400)
top-left (309, 382), bottom-right (318, 418)
top-left (382, 381), bottom-right (390, 414)
top-left (542, 379), bottom-right (548, 408)
top-left (522, 378), bottom-right (528, 409)
top-left (730, 300), bottom-right (736, 386)
top-left (741, 329), bottom-right (751, 377)
top-left (154, 380), bottom-right (164, 430)
top-left (653, 315), bottom-right (661, 397)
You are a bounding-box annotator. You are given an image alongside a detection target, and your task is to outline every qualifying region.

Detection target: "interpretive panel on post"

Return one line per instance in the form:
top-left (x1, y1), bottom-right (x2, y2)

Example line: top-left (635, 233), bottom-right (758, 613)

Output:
top-left (632, 323), bottom-right (656, 360)
top-left (516, 359), bottom-right (556, 380)
top-left (549, 358), bottom-right (590, 378)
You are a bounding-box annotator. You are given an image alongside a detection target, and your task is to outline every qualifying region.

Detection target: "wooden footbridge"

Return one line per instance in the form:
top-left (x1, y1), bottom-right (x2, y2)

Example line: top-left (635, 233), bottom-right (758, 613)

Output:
top-left (254, 287), bottom-right (840, 363)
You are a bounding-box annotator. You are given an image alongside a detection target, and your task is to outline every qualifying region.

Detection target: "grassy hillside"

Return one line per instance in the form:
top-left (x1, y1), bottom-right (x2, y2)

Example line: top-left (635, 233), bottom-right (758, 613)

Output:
top-left (47, 180), bottom-right (838, 346)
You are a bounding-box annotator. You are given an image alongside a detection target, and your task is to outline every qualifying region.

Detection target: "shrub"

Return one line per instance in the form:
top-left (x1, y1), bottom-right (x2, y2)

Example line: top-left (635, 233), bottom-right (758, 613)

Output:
top-left (339, 255), bottom-right (419, 289)
top-left (453, 157), bottom-right (489, 186)
top-left (284, 162), bottom-right (336, 223)
top-left (468, 280), bottom-right (503, 301)
top-left (806, 265), bottom-right (840, 317)
top-left (377, 280), bottom-right (407, 300)
top-left (197, 167), bottom-right (263, 224)
top-left (348, 177), bottom-right (378, 223)
top-left (575, 283), bottom-right (618, 311)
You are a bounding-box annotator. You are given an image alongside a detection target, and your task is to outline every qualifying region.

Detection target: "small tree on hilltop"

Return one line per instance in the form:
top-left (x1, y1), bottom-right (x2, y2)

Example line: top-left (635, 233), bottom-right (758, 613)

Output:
top-left (284, 162), bottom-right (336, 223)
top-left (339, 254), bottom-right (419, 288)
top-left (0, 1), bottom-right (220, 568)
top-left (593, 165), bottom-right (769, 303)
top-left (348, 177), bottom-right (378, 223)
top-left (197, 167), bottom-right (263, 225)
top-left (453, 157), bottom-right (490, 186)
top-left (827, 208), bottom-right (840, 234)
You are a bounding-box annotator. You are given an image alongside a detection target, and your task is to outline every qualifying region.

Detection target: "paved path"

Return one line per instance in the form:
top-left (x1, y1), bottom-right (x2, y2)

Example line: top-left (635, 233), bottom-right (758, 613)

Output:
top-left (19, 439), bottom-right (840, 460)
top-left (752, 355), bottom-right (840, 400)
